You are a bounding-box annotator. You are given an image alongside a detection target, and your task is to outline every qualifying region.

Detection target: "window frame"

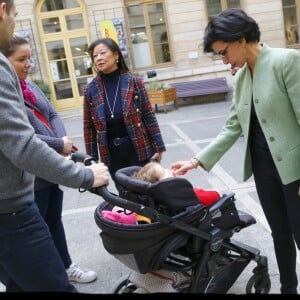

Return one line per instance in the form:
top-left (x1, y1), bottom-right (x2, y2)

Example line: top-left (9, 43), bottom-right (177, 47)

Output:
top-left (205, 0), bottom-right (243, 60)
top-left (124, 0), bottom-right (173, 70)
top-left (206, 0), bottom-right (243, 21)
top-left (282, 0), bottom-right (300, 48)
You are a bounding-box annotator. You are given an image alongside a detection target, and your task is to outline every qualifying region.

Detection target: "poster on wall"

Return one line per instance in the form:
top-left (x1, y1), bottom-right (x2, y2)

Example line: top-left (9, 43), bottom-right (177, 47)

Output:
top-left (15, 30), bottom-right (36, 73)
top-left (99, 18), bottom-right (128, 58)
top-left (99, 19), bottom-right (118, 41)
top-left (50, 62), bottom-right (59, 81)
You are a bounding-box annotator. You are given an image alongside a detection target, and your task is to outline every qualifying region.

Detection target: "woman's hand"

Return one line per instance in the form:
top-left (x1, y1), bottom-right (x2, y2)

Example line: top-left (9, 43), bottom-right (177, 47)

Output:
top-left (170, 160), bottom-right (194, 176)
top-left (62, 136), bottom-right (73, 155)
top-left (151, 152), bottom-right (163, 163)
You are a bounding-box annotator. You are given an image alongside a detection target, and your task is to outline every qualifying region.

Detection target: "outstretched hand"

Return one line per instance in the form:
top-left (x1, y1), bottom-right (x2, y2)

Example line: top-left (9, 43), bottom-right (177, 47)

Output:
top-left (170, 160), bottom-right (194, 176)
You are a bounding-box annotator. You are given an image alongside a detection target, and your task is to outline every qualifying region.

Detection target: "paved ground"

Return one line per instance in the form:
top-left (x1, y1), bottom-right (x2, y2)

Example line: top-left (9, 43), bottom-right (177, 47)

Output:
top-left (1, 96), bottom-right (299, 294)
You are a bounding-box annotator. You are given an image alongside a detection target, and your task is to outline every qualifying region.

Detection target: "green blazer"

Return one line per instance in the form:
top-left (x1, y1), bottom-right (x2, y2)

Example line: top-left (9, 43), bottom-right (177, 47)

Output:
top-left (196, 44), bottom-right (300, 185)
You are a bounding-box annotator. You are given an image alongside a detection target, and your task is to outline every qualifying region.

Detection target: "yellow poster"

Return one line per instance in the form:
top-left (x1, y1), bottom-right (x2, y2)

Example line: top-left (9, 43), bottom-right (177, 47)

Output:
top-left (99, 20), bottom-right (118, 42)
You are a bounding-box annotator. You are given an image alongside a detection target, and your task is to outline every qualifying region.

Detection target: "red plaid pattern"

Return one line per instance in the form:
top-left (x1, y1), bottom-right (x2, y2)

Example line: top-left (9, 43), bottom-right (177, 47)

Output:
top-left (83, 72), bottom-right (166, 166)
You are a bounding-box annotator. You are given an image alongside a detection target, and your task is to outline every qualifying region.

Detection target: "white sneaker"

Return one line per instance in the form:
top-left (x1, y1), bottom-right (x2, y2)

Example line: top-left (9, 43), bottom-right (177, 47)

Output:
top-left (66, 263), bottom-right (97, 283)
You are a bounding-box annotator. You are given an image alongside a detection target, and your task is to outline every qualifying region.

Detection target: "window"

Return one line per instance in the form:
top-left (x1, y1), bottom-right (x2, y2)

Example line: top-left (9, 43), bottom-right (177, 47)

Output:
top-left (282, 0), bottom-right (300, 46)
top-left (206, 0), bottom-right (241, 20)
top-left (205, 0), bottom-right (242, 60)
top-left (125, 0), bottom-right (171, 69)
top-left (41, 0), bottom-right (79, 12)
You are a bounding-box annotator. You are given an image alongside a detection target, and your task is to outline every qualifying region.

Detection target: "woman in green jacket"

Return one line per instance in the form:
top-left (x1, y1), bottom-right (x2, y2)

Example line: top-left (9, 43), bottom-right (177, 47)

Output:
top-left (172, 8), bottom-right (300, 294)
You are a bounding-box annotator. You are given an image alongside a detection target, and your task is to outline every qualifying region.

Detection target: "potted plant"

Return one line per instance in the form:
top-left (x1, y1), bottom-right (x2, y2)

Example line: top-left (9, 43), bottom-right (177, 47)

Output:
top-left (145, 80), bottom-right (177, 113)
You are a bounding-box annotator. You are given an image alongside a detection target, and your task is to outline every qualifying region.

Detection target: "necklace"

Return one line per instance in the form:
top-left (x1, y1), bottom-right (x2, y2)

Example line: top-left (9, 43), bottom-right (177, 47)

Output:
top-left (103, 76), bottom-right (120, 118)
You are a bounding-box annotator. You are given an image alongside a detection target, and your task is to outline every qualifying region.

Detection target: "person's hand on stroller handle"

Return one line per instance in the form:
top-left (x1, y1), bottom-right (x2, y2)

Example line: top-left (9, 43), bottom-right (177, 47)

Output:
top-left (87, 163), bottom-right (109, 187)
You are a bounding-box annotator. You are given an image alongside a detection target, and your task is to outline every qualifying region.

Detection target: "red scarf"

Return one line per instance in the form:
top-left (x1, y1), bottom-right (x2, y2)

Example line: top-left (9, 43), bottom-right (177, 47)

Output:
top-left (20, 79), bottom-right (37, 105)
top-left (21, 80), bottom-right (51, 129)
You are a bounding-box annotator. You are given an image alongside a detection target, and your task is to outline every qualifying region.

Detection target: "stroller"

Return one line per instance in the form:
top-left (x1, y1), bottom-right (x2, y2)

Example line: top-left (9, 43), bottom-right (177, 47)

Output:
top-left (71, 153), bottom-right (271, 294)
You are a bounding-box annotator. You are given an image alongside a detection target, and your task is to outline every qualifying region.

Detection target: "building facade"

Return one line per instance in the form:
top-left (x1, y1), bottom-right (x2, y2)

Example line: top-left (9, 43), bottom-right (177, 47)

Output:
top-left (15, 0), bottom-right (298, 111)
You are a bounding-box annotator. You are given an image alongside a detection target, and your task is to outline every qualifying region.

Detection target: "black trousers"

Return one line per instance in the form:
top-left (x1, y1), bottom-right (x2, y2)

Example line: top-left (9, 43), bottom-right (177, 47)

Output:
top-left (252, 154), bottom-right (299, 294)
top-left (108, 138), bottom-right (150, 188)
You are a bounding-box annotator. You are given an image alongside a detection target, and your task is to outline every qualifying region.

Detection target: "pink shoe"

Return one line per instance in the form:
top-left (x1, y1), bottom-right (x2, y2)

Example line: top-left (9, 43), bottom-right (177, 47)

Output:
top-left (101, 210), bottom-right (136, 224)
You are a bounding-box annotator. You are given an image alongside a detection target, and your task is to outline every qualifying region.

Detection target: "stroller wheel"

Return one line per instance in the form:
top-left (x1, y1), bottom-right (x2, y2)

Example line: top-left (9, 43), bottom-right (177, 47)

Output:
top-left (112, 276), bottom-right (135, 294)
top-left (245, 273), bottom-right (271, 294)
top-left (112, 275), bottom-right (148, 294)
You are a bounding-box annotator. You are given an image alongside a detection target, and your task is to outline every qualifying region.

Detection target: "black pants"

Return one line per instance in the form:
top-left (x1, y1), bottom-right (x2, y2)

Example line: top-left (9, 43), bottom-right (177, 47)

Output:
top-left (35, 185), bottom-right (72, 269)
top-left (252, 155), bottom-right (299, 294)
top-left (108, 138), bottom-right (150, 189)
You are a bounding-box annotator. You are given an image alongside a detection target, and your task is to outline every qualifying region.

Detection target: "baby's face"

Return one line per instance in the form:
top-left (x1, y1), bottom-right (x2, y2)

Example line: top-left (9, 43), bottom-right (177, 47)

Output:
top-left (163, 168), bottom-right (175, 179)
top-left (155, 164), bottom-right (175, 179)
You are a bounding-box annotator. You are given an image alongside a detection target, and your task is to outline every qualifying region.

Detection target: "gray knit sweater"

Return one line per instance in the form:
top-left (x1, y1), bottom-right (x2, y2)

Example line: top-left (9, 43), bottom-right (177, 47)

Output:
top-left (0, 53), bottom-right (93, 213)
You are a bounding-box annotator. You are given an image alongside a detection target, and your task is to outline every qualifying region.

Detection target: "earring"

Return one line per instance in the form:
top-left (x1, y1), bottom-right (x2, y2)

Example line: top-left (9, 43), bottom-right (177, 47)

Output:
top-left (116, 58), bottom-right (119, 63)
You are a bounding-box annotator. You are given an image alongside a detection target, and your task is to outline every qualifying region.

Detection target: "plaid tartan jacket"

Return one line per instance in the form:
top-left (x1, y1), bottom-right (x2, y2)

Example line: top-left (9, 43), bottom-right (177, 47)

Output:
top-left (83, 71), bottom-right (166, 166)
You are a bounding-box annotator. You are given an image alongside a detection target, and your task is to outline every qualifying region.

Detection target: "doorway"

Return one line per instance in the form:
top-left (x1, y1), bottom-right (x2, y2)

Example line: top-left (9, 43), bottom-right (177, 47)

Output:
top-left (36, 0), bottom-right (93, 111)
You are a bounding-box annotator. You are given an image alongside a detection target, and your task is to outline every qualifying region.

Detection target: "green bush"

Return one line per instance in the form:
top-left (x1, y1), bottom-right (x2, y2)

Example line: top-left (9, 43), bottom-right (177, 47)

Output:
top-left (145, 80), bottom-right (165, 91)
top-left (33, 79), bottom-right (51, 100)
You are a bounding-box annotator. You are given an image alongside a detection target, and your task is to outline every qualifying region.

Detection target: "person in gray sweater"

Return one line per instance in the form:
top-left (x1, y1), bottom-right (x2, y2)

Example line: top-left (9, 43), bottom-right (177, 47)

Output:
top-left (0, 0), bottom-right (109, 292)
top-left (3, 35), bottom-right (98, 284)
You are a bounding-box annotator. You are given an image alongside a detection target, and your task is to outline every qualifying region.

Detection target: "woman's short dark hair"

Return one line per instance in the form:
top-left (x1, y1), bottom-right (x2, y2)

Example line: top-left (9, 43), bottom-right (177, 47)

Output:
top-left (203, 8), bottom-right (261, 53)
top-left (88, 37), bottom-right (129, 72)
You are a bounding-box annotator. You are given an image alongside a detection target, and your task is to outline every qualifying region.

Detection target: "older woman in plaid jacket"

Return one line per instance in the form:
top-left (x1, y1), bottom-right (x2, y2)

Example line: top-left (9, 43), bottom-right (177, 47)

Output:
top-left (84, 38), bottom-right (166, 187)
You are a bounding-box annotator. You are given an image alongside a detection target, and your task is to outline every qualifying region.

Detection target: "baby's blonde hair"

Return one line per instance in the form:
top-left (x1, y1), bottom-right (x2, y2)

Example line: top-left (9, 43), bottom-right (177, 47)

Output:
top-left (132, 162), bottom-right (162, 183)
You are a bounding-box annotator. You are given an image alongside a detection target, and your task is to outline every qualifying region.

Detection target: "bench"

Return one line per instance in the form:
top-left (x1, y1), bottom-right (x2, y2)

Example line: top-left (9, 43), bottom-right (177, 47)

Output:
top-left (170, 77), bottom-right (232, 101)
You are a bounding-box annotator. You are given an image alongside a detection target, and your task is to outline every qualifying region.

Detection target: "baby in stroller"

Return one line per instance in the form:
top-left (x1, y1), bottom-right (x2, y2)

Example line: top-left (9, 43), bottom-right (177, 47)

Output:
top-left (93, 163), bottom-right (271, 294)
top-left (132, 161), bottom-right (222, 207)
top-left (102, 161), bottom-right (222, 225)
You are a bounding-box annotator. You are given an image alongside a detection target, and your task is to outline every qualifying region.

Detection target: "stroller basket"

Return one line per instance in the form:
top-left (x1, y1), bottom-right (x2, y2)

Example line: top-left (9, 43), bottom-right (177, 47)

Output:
top-left (95, 200), bottom-right (208, 273)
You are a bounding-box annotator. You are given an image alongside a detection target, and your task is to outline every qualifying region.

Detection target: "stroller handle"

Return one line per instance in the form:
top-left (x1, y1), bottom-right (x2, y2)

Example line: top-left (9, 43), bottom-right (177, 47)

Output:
top-left (69, 152), bottom-right (170, 223)
top-left (69, 151), bottom-right (96, 165)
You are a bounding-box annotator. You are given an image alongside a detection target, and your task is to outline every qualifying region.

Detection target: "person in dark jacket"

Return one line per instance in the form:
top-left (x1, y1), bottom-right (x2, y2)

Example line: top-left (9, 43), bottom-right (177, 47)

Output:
top-left (83, 38), bottom-right (166, 187)
top-left (4, 34), bottom-right (97, 284)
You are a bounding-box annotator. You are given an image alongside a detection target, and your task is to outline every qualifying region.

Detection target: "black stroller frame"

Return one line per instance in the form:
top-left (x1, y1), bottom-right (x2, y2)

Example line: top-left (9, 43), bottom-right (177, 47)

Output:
top-left (71, 152), bottom-right (271, 294)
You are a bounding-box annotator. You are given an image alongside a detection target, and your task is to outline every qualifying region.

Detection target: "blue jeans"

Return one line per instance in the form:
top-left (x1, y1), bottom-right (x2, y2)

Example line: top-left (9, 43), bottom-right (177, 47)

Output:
top-left (35, 185), bottom-right (72, 269)
top-left (0, 202), bottom-right (76, 292)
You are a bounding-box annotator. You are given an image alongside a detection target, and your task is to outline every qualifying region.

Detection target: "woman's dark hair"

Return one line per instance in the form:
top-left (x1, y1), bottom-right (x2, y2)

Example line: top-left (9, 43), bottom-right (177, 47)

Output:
top-left (88, 37), bottom-right (129, 72)
top-left (203, 8), bottom-right (260, 53)
top-left (2, 34), bottom-right (28, 57)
